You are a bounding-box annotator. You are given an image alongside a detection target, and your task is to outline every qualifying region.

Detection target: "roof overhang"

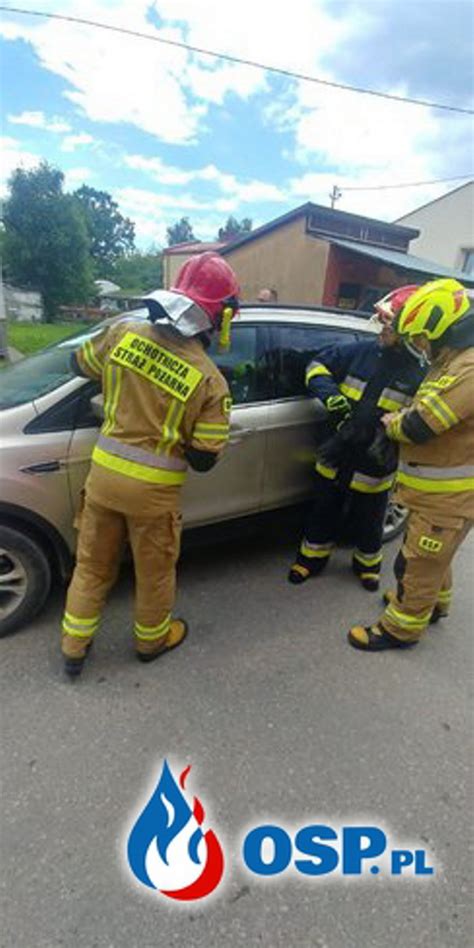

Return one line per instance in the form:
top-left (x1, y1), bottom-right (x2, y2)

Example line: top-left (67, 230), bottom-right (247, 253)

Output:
top-left (328, 237), bottom-right (474, 286)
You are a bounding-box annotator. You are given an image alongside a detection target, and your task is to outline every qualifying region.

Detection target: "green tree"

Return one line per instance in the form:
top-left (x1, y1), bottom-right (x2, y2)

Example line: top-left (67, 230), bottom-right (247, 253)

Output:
top-left (110, 249), bottom-right (163, 293)
top-left (217, 216), bottom-right (252, 241)
top-left (74, 185), bottom-right (135, 272)
top-left (3, 162), bottom-right (93, 320)
top-left (166, 217), bottom-right (196, 246)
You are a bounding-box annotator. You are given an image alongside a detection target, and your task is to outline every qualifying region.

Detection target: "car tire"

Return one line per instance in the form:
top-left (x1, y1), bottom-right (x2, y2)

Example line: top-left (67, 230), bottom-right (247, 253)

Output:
top-left (382, 500), bottom-right (408, 543)
top-left (0, 526), bottom-right (52, 637)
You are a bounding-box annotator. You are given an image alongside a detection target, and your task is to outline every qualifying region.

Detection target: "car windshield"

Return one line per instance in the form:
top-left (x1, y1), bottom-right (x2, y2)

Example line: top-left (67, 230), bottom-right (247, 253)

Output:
top-left (0, 311), bottom-right (147, 410)
top-left (0, 324), bottom-right (104, 410)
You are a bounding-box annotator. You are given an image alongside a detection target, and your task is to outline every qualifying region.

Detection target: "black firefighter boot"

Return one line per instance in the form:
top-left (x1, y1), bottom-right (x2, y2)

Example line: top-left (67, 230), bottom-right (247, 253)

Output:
top-left (288, 555), bottom-right (330, 585)
top-left (62, 640), bottom-right (93, 679)
top-left (352, 554), bottom-right (381, 592)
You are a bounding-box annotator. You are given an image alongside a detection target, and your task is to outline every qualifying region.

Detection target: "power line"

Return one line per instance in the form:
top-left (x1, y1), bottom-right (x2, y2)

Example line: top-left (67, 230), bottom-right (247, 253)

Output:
top-left (1, 5), bottom-right (473, 116)
top-left (342, 174), bottom-right (474, 192)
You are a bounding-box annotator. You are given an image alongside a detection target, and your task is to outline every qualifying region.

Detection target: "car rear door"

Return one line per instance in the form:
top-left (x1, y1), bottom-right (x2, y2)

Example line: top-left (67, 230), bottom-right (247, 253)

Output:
top-left (182, 321), bottom-right (272, 526)
top-left (262, 324), bottom-right (361, 509)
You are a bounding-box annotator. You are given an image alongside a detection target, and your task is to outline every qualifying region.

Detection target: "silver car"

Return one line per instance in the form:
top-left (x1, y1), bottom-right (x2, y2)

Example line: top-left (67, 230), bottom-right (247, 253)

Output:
top-left (0, 306), bottom-right (407, 635)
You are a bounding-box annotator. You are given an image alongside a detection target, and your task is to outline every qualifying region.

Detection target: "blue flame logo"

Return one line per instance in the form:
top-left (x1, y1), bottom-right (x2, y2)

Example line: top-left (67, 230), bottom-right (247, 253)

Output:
top-left (126, 760), bottom-right (224, 901)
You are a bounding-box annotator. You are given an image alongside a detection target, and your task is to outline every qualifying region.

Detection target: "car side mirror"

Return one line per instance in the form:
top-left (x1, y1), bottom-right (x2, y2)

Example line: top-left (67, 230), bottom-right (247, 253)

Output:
top-left (90, 393), bottom-right (105, 423)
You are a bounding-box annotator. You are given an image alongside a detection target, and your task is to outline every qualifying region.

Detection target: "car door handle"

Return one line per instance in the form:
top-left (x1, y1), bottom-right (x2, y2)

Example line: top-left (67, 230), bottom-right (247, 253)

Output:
top-left (20, 460), bottom-right (63, 474)
top-left (229, 426), bottom-right (253, 445)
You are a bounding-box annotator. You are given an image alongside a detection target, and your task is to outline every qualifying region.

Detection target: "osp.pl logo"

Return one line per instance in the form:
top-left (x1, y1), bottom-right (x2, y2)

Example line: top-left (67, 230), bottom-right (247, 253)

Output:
top-left (126, 760), bottom-right (224, 901)
top-left (125, 760), bottom-right (435, 903)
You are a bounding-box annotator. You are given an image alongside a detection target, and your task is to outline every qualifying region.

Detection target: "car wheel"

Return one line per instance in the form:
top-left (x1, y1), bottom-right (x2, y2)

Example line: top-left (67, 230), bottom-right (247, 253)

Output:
top-left (0, 526), bottom-right (52, 637)
top-left (383, 500), bottom-right (408, 543)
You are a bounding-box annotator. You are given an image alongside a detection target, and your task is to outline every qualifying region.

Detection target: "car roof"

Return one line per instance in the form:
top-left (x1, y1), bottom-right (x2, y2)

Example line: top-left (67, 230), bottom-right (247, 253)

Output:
top-left (76, 305), bottom-right (376, 341)
top-left (236, 307), bottom-right (376, 333)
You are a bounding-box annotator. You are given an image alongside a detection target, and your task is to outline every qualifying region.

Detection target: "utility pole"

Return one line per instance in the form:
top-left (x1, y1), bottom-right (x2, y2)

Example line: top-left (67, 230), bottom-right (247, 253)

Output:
top-left (330, 185), bottom-right (342, 209)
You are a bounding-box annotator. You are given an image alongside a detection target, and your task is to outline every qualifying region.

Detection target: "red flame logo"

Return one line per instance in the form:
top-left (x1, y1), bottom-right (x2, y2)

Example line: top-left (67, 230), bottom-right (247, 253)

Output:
top-left (127, 760), bottom-right (224, 901)
top-left (161, 766), bottom-right (224, 901)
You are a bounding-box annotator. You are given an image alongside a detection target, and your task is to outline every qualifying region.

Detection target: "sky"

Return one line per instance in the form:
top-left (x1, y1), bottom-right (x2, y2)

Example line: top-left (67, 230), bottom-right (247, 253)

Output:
top-left (1, 0), bottom-right (473, 248)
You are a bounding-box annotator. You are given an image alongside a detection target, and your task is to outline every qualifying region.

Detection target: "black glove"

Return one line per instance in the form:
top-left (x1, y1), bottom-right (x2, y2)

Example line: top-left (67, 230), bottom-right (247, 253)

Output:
top-left (325, 394), bottom-right (352, 431)
top-left (316, 430), bottom-right (347, 467)
top-left (365, 425), bottom-right (399, 470)
top-left (317, 412), bottom-right (376, 467)
top-left (338, 410), bottom-right (377, 447)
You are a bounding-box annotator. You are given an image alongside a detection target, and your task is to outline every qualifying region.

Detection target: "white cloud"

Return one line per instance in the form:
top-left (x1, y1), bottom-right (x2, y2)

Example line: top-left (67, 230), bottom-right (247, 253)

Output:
top-left (0, 137), bottom-right (41, 195)
top-left (288, 169), bottom-right (467, 222)
top-left (8, 110), bottom-right (72, 133)
top-left (61, 133), bottom-right (95, 151)
top-left (114, 185), bottom-right (253, 245)
top-left (124, 154), bottom-right (194, 185)
top-left (64, 166), bottom-right (94, 187)
top-left (0, 3), bottom-right (206, 144)
top-left (116, 186), bottom-right (211, 214)
top-left (1, 0), bottom-right (469, 231)
top-left (124, 154), bottom-right (288, 205)
top-left (0, 0), bottom-right (356, 144)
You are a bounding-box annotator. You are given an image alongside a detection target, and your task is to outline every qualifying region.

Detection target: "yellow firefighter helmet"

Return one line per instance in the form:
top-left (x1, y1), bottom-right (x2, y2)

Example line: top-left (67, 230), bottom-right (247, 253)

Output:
top-left (395, 278), bottom-right (469, 341)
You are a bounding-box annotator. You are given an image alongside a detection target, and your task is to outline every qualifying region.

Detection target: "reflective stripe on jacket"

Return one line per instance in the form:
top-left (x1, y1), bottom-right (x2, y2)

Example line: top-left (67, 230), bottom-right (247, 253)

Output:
top-left (307, 338), bottom-right (426, 481)
top-left (75, 318), bottom-right (231, 487)
top-left (387, 346), bottom-right (474, 517)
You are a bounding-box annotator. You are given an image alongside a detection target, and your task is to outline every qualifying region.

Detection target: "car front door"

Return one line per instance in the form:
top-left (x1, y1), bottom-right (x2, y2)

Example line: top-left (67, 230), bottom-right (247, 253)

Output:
top-left (262, 325), bottom-right (360, 509)
top-left (182, 322), bottom-right (272, 526)
top-left (65, 324), bottom-right (272, 532)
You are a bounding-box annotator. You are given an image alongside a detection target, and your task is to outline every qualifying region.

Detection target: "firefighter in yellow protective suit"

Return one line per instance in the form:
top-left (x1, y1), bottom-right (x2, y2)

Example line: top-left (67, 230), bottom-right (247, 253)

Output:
top-left (61, 252), bottom-right (239, 676)
top-left (349, 279), bottom-right (474, 651)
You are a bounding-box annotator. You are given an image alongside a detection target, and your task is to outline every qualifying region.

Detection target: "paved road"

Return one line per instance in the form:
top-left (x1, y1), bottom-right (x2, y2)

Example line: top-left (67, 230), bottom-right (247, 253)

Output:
top-left (1, 519), bottom-right (473, 948)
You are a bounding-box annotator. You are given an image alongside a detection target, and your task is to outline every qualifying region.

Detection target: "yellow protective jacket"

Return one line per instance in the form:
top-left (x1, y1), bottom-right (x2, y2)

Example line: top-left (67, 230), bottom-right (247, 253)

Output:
top-left (76, 317), bottom-right (231, 491)
top-left (386, 346), bottom-right (474, 518)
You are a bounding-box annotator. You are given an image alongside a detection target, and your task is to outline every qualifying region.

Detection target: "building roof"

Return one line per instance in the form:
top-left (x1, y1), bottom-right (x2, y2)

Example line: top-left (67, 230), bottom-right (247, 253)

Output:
top-left (395, 179), bottom-right (474, 223)
top-left (329, 237), bottom-right (474, 285)
top-left (94, 279), bottom-right (121, 295)
top-left (220, 202), bottom-right (418, 255)
top-left (163, 240), bottom-right (226, 256)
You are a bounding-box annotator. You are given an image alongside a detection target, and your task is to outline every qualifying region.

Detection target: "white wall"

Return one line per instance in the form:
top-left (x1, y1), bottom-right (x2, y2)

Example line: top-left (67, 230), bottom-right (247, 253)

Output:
top-left (4, 285), bottom-right (43, 322)
top-left (397, 182), bottom-right (474, 270)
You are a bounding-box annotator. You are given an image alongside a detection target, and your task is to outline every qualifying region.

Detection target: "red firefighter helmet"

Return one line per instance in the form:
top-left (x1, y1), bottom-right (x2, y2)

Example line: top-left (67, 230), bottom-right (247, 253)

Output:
top-left (171, 251), bottom-right (240, 324)
top-left (374, 285), bottom-right (419, 326)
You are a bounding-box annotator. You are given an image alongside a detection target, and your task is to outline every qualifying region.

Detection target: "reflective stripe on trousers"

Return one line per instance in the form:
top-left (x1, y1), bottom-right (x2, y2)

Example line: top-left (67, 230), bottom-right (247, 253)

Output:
top-left (300, 539), bottom-right (334, 559)
top-left (61, 497), bottom-right (182, 659)
top-left (397, 462), bottom-right (474, 493)
top-left (380, 511), bottom-right (472, 642)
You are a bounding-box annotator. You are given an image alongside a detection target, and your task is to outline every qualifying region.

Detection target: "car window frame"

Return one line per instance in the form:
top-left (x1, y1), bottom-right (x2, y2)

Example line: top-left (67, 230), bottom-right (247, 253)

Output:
top-left (24, 322), bottom-right (274, 432)
top-left (209, 320), bottom-right (274, 408)
top-left (24, 380), bottom-right (100, 434)
top-left (266, 322), bottom-right (371, 403)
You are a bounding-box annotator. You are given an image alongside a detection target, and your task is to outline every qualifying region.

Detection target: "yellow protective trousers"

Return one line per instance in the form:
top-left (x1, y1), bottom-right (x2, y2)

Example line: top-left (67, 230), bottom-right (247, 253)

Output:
top-left (380, 510), bottom-right (472, 643)
top-left (61, 474), bottom-right (182, 659)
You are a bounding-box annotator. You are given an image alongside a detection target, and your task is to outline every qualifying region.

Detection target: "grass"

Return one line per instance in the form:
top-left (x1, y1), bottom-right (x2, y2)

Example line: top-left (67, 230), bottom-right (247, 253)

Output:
top-left (7, 321), bottom-right (90, 355)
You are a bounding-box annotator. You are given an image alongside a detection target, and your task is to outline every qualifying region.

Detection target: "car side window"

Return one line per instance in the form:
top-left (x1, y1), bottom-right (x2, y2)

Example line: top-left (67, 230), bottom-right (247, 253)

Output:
top-left (25, 381), bottom-right (100, 434)
top-left (208, 325), bottom-right (271, 405)
top-left (271, 327), bottom-right (359, 399)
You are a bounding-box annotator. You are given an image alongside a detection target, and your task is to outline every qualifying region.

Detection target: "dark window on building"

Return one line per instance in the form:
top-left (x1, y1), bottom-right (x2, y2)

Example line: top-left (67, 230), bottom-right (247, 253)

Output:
top-left (306, 211), bottom-right (409, 251)
top-left (462, 249), bottom-right (474, 274)
top-left (338, 282), bottom-right (362, 309)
